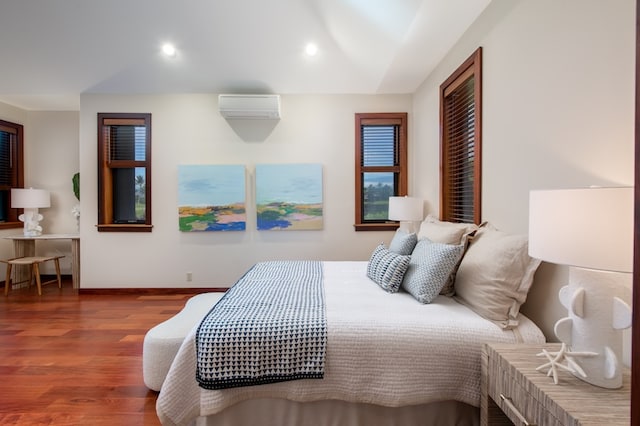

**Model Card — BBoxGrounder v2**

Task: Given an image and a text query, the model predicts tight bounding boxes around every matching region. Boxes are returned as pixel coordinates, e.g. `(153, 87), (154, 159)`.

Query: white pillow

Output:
(454, 224), (541, 329)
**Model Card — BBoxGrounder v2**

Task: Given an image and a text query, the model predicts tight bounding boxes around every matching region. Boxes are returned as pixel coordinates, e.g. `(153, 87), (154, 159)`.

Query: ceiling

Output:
(0, 0), (491, 111)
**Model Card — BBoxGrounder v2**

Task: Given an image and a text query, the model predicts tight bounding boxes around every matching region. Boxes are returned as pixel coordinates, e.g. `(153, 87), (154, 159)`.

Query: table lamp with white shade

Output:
(11, 188), (51, 237)
(388, 196), (423, 233)
(528, 187), (633, 388)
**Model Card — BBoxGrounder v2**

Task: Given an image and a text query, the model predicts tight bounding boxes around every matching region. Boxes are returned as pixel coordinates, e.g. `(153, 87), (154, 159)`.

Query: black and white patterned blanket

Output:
(195, 260), (326, 390)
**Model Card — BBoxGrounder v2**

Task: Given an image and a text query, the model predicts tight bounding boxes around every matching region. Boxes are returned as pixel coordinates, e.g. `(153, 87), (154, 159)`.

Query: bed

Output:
(156, 218), (546, 426)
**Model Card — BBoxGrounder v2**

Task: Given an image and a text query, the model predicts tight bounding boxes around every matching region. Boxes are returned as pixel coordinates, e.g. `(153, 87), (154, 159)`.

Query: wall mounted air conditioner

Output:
(218, 94), (281, 119)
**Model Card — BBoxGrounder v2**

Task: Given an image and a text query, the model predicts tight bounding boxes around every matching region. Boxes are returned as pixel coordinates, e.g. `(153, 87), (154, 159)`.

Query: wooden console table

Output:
(4, 234), (80, 289)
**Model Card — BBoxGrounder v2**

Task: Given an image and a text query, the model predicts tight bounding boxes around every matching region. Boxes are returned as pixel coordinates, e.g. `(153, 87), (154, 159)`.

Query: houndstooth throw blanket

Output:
(195, 260), (326, 390)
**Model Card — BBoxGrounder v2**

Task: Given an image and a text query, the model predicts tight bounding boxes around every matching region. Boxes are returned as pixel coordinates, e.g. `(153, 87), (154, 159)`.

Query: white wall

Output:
(78, 94), (411, 288)
(412, 0), (635, 339)
(0, 103), (79, 273)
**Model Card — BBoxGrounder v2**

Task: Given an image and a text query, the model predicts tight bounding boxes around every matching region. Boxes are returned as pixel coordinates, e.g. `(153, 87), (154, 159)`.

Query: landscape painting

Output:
(256, 163), (323, 230)
(178, 165), (246, 231)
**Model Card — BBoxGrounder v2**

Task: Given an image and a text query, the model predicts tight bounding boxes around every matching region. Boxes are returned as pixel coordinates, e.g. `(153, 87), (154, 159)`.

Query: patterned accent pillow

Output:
(417, 215), (479, 296)
(388, 228), (418, 255)
(401, 238), (465, 304)
(367, 244), (387, 278)
(367, 244), (411, 293)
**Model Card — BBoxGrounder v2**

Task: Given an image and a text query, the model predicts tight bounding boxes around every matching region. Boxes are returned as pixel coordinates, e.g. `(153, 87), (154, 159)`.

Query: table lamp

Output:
(528, 187), (633, 388)
(11, 188), (51, 237)
(388, 196), (424, 233)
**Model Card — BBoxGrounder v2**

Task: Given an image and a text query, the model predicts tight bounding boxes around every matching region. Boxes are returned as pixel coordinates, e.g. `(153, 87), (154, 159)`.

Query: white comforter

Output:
(157, 261), (545, 426)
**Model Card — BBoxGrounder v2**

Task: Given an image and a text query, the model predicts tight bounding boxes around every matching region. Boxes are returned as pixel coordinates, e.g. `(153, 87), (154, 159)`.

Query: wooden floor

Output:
(0, 278), (202, 425)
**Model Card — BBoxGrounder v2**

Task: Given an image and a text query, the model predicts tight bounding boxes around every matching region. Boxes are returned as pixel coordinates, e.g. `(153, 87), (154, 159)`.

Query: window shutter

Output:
(443, 76), (476, 223)
(440, 47), (482, 225)
(0, 130), (12, 186)
(97, 113), (152, 231)
(354, 113), (408, 231)
(0, 119), (24, 226)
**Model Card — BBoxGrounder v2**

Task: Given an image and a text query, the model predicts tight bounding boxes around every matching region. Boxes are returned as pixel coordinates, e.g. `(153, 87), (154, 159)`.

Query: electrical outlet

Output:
(186, 272), (192, 282)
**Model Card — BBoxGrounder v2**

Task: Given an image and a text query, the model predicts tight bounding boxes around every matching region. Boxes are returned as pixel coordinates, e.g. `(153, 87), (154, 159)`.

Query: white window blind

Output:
(361, 125), (397, 167)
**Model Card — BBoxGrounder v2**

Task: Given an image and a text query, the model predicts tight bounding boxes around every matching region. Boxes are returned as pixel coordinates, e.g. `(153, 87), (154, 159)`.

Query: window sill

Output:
(0, 221), (25, 230)
(97, 224), (153, 233)
(353, 222), (399, 232)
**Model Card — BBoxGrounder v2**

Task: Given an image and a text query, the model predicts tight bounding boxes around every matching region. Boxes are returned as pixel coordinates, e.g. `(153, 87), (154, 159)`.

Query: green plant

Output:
(72, 172), (80, 201)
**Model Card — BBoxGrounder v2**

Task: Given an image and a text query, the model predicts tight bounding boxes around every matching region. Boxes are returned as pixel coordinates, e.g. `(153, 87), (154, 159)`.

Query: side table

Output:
(4, 234), (80, 289)
(481, 343), (630, 425)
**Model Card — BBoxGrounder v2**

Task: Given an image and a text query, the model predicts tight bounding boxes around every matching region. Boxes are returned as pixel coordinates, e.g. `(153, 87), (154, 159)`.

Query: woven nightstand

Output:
(481, 343), (630, 425)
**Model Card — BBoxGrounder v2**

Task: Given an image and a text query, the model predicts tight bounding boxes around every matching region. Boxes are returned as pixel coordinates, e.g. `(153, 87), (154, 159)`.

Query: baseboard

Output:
(78, 287), (228, 295)
(3, 274), (229, 295)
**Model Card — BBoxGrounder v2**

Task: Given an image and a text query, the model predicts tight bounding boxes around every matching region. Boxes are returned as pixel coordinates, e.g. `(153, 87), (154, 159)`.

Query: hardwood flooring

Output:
(0, 278), (203, 425)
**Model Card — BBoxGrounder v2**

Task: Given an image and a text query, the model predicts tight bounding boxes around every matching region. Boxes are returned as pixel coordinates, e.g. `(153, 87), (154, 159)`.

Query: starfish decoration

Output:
(535, 343), (598, 384)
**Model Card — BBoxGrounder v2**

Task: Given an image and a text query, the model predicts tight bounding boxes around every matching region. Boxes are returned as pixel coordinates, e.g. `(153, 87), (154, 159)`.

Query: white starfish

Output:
(535, 343), (598, 384)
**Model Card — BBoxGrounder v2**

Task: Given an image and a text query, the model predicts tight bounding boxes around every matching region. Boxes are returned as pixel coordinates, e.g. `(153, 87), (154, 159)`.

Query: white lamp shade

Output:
(11, 188), (51, 209)
(388, 196), (424, 222)
(528, 187), (633, 273)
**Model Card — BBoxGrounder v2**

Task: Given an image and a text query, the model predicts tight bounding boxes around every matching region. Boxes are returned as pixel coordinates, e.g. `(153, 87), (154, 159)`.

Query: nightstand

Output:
(481, 343), (630, 425)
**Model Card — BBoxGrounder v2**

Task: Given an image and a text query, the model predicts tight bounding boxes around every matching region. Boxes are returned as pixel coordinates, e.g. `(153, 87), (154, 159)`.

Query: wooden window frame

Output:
(354, 112), (408, 231)
(440, 47), (482, 224)
(0, 119), (24, 230)
(97, 113), (152, 232)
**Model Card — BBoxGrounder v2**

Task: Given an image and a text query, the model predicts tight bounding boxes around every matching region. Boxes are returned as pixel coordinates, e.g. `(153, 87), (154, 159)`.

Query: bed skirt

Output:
(194, 398), (479, 426)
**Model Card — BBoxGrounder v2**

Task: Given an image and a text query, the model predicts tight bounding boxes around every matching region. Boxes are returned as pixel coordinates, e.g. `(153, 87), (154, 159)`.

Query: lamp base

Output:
(19, 208), (44, 237)
(398, 220), (417, 234)
(551, 267), (631, 388)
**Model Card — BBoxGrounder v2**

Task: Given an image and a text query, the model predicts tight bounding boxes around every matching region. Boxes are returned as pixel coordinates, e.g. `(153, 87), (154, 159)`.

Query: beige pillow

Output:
(453, 224), (541, 329)
(417, 215), (478, 295)
(417, 215), (477, 244)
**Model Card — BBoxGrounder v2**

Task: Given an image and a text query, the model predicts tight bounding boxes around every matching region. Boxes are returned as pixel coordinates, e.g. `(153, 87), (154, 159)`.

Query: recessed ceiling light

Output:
(305, 43), (318, 57)
(162, 43), (177, 57)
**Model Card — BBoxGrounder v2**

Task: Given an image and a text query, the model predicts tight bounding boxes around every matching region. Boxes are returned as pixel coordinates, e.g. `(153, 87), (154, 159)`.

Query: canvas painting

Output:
(256, 163), (323, 230)
(178, 165), (246, 231)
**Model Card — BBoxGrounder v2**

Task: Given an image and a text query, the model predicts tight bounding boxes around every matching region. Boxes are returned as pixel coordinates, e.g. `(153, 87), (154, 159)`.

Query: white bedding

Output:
(157, 261), (545, 426)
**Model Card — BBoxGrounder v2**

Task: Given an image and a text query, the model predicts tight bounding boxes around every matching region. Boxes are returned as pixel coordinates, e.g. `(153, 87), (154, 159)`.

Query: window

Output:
(354, 113), (408, 231)
(440, 47), (482, 224)
(0, 119), (24, 229)
(97, 113), (152, 232)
